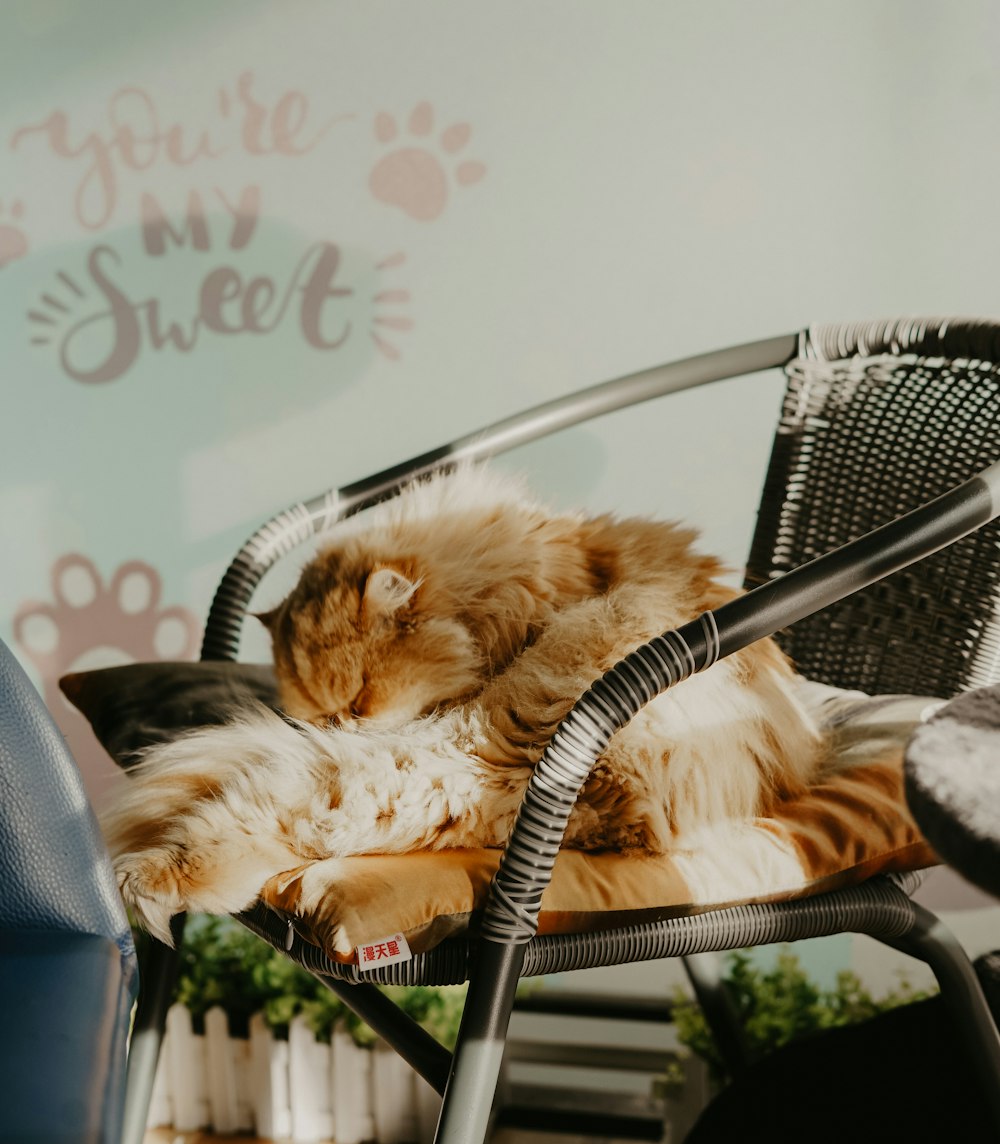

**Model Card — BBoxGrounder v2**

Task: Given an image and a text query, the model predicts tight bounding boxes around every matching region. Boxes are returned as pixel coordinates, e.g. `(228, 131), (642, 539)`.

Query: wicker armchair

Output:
(123, 317), (1000, 1143)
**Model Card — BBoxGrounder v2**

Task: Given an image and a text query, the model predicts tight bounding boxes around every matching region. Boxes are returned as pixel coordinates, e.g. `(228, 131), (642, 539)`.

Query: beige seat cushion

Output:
(259, 682), (941, 962)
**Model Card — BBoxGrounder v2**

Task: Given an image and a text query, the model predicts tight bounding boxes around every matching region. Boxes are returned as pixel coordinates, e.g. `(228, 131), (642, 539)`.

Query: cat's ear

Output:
(253, 608), (279, 631)
(363, 566), (419, 621)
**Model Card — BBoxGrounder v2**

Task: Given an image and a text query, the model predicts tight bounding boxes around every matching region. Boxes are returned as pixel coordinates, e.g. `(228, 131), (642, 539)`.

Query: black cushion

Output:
(59, 660), (279, 767)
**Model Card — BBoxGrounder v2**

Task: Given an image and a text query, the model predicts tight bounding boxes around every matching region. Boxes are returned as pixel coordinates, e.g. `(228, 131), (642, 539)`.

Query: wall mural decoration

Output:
(370, 102), (487, 222)
(10, 73), (353, 232)
(25, 236), (413, 383)
(2, 60), (489, 794)
(13, 554), (201, 795)
(6, 73), (464, 384)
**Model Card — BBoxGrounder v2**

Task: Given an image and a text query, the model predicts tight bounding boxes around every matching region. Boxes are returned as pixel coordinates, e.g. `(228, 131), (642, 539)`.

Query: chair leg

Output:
(434, 941), (526, 1144)
(121, 915), (186, 1144)
(879, 901), (1000, 1134)
(316, 975), (452, 1092)
(681, 952), (753, 1080)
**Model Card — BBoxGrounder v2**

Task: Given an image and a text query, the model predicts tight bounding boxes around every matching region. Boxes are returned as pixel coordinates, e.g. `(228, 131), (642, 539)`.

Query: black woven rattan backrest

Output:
(745, 318), (1000, 698)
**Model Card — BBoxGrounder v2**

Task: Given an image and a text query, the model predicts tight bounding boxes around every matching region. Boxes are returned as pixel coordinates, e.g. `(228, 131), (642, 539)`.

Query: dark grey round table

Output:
(905, 685), (1000, 900)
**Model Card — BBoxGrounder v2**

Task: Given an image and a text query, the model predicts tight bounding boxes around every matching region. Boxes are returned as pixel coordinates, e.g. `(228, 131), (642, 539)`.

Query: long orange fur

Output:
(100, 466), (822, 942)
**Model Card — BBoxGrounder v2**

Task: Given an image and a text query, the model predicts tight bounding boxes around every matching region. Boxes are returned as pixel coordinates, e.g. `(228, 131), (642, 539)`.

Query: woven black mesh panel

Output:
(746, 348), (1000, 697)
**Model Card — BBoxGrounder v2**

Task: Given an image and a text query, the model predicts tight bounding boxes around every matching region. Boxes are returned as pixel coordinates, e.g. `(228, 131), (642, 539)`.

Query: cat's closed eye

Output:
(347, 686), (368, 720)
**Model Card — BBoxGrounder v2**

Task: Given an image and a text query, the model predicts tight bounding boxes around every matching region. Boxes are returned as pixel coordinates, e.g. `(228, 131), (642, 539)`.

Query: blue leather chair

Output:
(0, 638), (138, 1144)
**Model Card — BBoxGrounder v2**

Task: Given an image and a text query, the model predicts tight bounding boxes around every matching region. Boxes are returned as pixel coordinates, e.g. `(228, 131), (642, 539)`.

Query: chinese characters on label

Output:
(357, 933), (412, 970)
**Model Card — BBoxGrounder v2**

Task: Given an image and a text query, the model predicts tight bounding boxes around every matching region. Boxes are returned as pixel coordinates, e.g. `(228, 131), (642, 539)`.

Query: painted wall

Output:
(3, 0), (1000, 922)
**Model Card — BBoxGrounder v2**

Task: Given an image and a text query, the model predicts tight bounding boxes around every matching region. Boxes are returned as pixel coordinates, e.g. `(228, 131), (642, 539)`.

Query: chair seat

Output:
(60, 661), (941, 966)
(261, 682), (940, 963)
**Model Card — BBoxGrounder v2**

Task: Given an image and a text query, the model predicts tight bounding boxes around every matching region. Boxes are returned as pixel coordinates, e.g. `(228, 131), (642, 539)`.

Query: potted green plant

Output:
(671, 947), (934, 1085)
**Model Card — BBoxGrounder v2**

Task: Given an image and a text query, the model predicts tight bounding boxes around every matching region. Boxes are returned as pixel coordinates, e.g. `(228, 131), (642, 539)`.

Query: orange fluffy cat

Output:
(101, 467), (822, 942)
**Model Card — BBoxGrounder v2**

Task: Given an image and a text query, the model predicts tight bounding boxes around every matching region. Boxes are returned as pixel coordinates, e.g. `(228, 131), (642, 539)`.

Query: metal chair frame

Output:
(123, 317), (1000, 1144)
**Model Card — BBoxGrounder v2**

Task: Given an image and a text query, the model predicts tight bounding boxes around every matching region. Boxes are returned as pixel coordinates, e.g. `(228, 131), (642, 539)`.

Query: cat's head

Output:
(259, 554), (484, 726)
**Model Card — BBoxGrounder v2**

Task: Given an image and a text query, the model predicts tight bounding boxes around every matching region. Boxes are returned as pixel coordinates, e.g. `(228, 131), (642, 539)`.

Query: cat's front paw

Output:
(115, 848), (194, 945)
(114, 833), (300, 943)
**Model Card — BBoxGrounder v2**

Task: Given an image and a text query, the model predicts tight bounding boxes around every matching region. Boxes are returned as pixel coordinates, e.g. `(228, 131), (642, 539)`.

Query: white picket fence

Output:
(147, 1003), (442, 1143)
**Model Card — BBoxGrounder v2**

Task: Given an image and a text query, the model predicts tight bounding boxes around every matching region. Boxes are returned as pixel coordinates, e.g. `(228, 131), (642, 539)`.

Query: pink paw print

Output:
(0, 199), (29, 268)
(13, 554), (200, 796)
(369, 102), (486, 221)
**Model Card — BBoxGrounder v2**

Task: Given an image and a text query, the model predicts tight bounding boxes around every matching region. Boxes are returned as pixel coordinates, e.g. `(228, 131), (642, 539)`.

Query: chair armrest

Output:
(201, 335), (795, 660)
(484, 460), (1000, 944)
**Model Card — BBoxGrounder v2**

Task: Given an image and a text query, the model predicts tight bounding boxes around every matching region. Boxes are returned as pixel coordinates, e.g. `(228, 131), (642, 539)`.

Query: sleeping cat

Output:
(101, 466), (823, 943)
